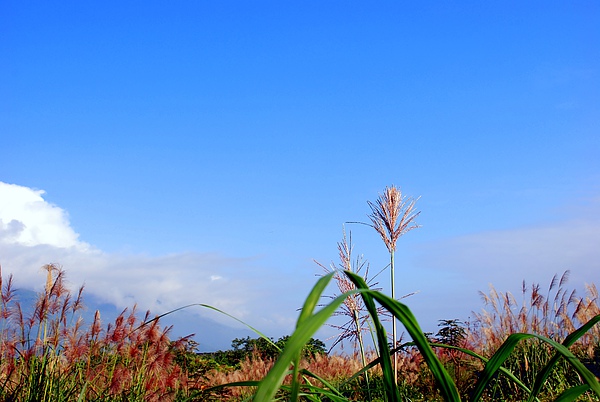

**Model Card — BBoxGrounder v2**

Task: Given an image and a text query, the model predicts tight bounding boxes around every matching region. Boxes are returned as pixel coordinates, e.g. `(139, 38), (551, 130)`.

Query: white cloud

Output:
(0, 182), (307, 339)
(0, 182), (85, 249)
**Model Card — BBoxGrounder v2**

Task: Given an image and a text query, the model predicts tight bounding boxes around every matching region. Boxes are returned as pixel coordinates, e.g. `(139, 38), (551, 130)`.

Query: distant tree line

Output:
(193, 336), (326, 368)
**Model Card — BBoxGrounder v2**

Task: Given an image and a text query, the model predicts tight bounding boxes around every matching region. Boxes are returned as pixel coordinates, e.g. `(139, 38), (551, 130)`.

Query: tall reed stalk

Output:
(366, 185), (420, 384)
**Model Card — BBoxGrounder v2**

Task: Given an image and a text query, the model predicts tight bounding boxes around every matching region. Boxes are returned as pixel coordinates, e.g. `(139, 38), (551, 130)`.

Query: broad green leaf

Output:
(471, 333), (539, 401)
(297, 273), (334, 327)
(291, 273), (336, 400)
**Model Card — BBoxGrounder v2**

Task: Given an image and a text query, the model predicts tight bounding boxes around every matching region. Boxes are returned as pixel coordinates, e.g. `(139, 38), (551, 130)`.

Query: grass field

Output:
(0, 263), (598, 401)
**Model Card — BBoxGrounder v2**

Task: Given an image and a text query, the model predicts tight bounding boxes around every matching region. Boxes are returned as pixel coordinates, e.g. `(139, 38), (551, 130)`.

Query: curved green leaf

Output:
(553, 384), (590, 402)
(365, 287), (462, 402)
(253, 272), (349, 401)
(298, 368), (346, 399)
(528, 314), (600, 401)
(345, 270), (401, 402)
(472, 331), (600, 402)
(431, 343), (535, 399)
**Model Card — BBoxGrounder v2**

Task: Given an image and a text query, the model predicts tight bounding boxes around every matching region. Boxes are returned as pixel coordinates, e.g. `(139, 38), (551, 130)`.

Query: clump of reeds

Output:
(467, 270), (600, 400)
(0, 264), (191, 402)
(572, 282), (600, 356)
(474, 271), (574, 347)
(470, 270), (600, 352)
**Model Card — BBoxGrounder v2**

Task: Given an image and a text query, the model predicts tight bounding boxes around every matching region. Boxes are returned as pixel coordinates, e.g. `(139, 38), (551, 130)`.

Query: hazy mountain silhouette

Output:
(11, 288), (252, 352)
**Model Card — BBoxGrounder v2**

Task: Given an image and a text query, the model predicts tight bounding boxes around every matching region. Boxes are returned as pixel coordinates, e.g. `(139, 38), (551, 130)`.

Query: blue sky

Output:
(1, 1), (599, 351)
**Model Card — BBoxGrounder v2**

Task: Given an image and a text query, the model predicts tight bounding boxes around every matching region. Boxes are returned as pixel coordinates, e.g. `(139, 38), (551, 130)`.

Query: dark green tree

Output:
(436, 319), (466, 346)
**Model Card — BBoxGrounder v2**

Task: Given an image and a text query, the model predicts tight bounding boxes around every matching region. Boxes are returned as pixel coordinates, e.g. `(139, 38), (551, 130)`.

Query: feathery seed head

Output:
(367, 185), (421, 252)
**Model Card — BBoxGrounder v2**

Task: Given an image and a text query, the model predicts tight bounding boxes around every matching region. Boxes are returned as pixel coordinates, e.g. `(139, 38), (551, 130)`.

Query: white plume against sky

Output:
(1, 1), (598, 349)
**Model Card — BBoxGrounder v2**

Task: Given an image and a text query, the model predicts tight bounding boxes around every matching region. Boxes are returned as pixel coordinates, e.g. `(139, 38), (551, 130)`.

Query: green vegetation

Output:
(202, 335), (326, 367)
(0, 263), (598, 401)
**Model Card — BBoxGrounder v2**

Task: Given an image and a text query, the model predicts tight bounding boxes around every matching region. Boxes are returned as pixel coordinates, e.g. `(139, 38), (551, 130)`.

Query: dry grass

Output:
(200, 346), (453, 402)
(471, 270), (600, 355)
(203, 351), (387, 400)
(465, 271), (600, 400)
(1, 259), (597, 402)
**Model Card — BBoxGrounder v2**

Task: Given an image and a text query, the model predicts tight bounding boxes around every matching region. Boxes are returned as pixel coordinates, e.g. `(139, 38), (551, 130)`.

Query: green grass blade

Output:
(291, 273), (335, 400)
(198, 380), (263, 402)
(472, 331), (600, 402)
(204, 379), (262, 393)
(344, 270), (401, 402)
(340, 351), (385, 386)
(140, 302), (282, 352)
(528, 334), (600, 398)
(431, 343), (536, 400)
(298, 368), (346, 399)
(199, 303), (284, 353)
(253, 295), (346, 401)
(553, 384), (590, 402)
(279, 382), (349, 402)
(253, 273), (349, 401)
(528, 314), (600, 402)
(470, 333), (536, 401)
(364, 288), (462, 402)
(297, 273), (333, 327)
(76, 383), (88, 402)
(345, 270), (459, 401)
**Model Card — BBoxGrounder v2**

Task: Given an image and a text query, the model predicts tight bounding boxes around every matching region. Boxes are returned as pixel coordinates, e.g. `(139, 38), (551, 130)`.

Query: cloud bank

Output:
(0, 182), (307, 347)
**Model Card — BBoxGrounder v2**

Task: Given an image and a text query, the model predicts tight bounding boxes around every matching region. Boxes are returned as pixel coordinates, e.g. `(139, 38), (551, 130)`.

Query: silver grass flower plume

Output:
(367, 185), (420, 385)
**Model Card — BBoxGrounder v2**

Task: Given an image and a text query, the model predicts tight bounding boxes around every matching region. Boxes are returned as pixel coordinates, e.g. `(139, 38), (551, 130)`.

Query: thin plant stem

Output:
(365, 185), (421, 385)
(352, 309), (371, 400)
(390, 249), (397, 385)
